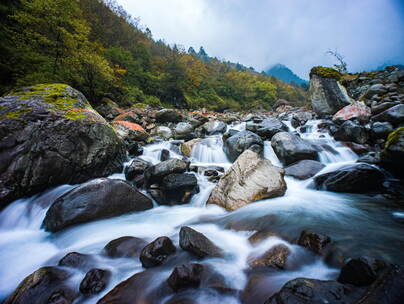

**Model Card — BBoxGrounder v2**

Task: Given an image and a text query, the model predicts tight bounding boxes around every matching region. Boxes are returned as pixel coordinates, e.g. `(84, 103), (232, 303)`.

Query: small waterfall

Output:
(191, 136), (230, 165)
(298, 120), (358, 164)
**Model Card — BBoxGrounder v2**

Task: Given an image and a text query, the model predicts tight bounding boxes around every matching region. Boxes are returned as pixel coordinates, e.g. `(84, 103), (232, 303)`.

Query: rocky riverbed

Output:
(0, 65), (403, 304)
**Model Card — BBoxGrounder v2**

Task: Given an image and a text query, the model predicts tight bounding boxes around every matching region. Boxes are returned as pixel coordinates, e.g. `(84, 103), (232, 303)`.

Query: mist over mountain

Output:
(265, 64), (308, 86)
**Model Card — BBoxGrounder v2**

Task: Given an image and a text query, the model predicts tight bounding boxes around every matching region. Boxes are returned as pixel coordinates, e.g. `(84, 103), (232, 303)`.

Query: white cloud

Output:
(118, 0), (404, 79)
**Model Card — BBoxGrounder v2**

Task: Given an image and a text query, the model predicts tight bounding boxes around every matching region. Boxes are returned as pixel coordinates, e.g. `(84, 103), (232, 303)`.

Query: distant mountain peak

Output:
(265, 63), (308, 86)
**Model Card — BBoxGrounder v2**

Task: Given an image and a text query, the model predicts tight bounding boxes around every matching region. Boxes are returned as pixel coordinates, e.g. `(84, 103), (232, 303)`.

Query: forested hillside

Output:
(0, 0), (307, 110)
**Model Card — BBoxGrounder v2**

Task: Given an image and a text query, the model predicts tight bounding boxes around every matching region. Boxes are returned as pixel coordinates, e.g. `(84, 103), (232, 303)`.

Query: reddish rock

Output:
(333, 101), (371, 123)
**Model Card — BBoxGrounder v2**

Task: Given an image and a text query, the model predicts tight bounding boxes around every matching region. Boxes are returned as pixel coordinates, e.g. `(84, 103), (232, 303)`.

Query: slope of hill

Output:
(0, 0), (307, 110)
(265, 64), (308, 86)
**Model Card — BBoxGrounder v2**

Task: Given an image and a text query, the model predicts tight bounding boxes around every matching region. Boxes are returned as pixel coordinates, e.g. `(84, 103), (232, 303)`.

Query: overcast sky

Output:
(118, 0), (404, 79)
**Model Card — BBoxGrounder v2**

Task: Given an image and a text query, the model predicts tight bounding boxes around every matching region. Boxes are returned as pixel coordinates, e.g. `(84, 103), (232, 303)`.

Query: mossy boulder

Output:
(309, 66), (352, 117)
(0, 84), (126, 207)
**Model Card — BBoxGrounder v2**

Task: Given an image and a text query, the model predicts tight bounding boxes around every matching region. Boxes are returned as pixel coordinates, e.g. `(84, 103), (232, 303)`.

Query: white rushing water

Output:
(0, 119), (402, 303)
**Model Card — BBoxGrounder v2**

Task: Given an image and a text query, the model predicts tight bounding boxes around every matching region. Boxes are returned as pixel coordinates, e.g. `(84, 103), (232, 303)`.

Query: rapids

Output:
(0, 119), (403, 303)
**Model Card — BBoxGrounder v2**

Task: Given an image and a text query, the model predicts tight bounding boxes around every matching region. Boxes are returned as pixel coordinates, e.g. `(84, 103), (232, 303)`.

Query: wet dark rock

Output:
(342, 141), (371, 155)
(334, 120), (369, 144)
(42, 178), (153, 232)
(0, 84), (126, 208)
(357, 152), (381, 164)
(126, 141), (143, 157)
(103, 236), (147, 258)
(371, 101), (400, 115)
(140, 236), (176, 268)
(297, 230), (331, 255)
(4, 267), (77, 304)
(145, 158), (189, 185)
(58, 252), (95, 270)
(264, 278), (362, 304)
(160, 149), (170, 161)
(156, 109), (183, 123)
(201, 120), (227, 135)
(167, 263), (204, 291)
(381, 127), (404, 178)
(179, 226), (223, 258)
(285, 160), (325, 180)
(337, 257), (378, 286)
(246, 117), (288, 139)
(124, 157), (151, 186)
(313, 163), (385, 193)
(373, 104), (404, 124)
(357, 264), (404, 304)
(80, 268), (111, 295)
(271, 132), (318, 166)
(371, 122), (394, 139)
(248, 244), (290, 269)
(224, 130), (264, 162)
(160, 173), (199, 205)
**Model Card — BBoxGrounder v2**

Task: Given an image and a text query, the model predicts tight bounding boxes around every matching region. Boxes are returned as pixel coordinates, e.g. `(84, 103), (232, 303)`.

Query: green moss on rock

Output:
(310, 66), (342, 80)
(385, 127), (404, 149)
(6, 83), (100, 121)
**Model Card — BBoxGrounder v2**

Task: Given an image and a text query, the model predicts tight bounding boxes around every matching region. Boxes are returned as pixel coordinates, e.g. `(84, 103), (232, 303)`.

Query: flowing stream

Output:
(0, 119), (403, 303)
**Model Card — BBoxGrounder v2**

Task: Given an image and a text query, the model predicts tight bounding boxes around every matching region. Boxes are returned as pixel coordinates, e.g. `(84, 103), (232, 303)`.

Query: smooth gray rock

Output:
(271, 132), (318, 166)
(224, 130), (263, 161)
(42, 178), (153, 232)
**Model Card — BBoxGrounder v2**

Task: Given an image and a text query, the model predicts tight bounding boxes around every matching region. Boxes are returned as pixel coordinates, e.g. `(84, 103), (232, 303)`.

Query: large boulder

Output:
(0, 84), (126, 207)
(207, 150), (286, 211)
(179, 226), (223, 258)
(224, 130), (264, 162)
(313, 163), (385, 193)
(285, 160), (325, 180)
(333, 101), (371, 123)
(246, 117), (288, 139)
(271, 132), (318, 166)
(42, 178), (153, 232)
(309, 67), (352, 117)
(4, 267), (78, 304)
